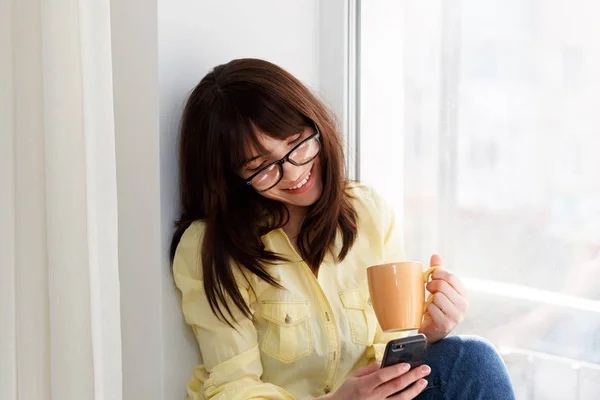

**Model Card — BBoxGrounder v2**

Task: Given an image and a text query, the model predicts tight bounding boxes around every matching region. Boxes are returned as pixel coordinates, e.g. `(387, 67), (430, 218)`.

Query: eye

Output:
(289, 133), (303, 145)
(249, 162), (267, 172)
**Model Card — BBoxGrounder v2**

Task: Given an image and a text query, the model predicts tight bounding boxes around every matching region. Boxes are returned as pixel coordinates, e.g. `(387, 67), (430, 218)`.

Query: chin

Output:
(295, 185), (322, 207)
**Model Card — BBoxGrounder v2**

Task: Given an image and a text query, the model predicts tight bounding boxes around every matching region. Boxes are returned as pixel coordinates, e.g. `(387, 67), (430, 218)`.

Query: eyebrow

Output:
(243, 153), (268, 167)
(244, 155), (261, 164)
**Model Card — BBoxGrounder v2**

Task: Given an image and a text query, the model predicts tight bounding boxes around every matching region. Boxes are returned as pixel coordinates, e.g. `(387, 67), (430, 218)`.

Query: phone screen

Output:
(381, 334), (427, 370)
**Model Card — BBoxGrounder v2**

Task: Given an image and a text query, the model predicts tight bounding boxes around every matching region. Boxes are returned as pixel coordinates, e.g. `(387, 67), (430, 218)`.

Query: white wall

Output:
(113, 1), (322, 399)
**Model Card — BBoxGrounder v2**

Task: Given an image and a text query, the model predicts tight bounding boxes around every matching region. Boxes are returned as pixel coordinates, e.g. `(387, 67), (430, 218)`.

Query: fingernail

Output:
(399, 363), (410, 372)
(419, 379), (428, 387)
(421, 365), (431, 374)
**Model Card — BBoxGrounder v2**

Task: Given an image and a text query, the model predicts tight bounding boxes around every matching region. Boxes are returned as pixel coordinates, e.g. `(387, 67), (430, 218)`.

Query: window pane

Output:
(359, 0), (600, 396)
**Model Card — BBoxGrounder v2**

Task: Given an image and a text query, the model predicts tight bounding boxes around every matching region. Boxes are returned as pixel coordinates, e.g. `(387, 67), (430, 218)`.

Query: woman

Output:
(171, 58), (515, 399)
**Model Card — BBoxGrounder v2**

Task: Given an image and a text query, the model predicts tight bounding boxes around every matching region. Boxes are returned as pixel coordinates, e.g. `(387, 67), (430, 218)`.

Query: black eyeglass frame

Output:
(245, 125), (322, 193)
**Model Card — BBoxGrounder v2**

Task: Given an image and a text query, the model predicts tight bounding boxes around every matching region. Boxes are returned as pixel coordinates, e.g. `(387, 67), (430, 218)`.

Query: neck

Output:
(282, 204), (308, 245)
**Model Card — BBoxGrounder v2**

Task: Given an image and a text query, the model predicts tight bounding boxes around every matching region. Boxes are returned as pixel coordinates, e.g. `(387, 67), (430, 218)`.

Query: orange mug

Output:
(367, 261), (439, 332)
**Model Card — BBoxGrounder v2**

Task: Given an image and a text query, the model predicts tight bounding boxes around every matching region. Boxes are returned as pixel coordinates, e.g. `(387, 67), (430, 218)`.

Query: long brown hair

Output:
(170, 58), (357, 326)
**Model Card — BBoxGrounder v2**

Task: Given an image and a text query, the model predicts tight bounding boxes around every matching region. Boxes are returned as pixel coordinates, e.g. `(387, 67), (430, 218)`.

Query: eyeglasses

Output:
(245, 126), (321, 193)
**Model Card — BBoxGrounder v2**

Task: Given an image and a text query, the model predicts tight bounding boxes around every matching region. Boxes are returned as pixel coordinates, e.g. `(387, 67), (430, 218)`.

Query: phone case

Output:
(381, 334), (427, 370)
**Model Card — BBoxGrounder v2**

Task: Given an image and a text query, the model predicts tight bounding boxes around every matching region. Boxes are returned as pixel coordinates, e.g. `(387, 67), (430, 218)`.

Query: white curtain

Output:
(0, 0), (122, 399)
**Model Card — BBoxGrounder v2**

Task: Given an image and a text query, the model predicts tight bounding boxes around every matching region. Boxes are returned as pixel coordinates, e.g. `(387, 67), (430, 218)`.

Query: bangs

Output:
(224, 88), (312, 170)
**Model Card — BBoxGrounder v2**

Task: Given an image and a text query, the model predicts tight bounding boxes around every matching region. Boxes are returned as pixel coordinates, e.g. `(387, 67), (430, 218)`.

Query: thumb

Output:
(430, 254), (443, 267)
(353, 362), (381, 377)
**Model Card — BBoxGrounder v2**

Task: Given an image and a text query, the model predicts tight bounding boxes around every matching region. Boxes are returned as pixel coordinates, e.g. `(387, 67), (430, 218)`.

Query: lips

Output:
(288, 170), (311, 190)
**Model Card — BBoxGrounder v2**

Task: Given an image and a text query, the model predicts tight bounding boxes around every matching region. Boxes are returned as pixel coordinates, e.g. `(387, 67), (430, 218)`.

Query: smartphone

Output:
(381, 333), (427, 370)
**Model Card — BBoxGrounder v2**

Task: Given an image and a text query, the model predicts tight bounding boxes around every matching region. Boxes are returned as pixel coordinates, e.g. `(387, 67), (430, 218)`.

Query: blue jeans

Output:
(416, 335), (516, 399)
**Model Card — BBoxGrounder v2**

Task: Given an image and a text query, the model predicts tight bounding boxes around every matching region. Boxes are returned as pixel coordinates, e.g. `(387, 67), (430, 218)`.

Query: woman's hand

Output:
(419, 254), (470, 344)
(320, 362), (430, 400)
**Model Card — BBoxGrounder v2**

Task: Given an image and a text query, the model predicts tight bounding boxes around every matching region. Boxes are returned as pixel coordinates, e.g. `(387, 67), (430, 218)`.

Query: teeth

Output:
(289, 171), (311, 190)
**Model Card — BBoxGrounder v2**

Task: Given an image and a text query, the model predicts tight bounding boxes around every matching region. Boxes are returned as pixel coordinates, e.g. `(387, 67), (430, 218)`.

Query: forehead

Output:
(248, 129), (284, 154)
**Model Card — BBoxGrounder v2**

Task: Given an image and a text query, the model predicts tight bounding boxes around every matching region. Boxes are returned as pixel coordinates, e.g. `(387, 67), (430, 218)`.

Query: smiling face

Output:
(240, 126), (323, 209)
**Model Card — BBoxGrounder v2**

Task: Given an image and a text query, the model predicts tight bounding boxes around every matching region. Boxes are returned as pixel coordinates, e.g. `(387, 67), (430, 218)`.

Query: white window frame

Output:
(319, 0), (360, 180)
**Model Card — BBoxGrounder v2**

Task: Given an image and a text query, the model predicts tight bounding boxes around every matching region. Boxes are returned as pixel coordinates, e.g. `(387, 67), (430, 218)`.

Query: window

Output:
(358, 0), (600, 397)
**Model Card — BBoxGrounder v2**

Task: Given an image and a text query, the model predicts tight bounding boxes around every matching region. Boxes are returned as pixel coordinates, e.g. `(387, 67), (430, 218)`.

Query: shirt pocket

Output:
(339, 288), (377, 346)
(260, 300), (313, 363)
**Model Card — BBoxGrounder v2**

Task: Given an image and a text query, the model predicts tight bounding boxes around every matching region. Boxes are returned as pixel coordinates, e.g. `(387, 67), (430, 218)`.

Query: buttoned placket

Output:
(273, 229), (341, 396)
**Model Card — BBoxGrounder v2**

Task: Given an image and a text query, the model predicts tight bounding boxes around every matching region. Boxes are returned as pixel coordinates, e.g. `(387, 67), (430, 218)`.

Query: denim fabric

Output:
(416, 335), (516, 400)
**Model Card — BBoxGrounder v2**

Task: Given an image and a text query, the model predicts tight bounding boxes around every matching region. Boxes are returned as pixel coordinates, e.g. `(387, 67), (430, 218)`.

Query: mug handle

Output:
(422, 266), (441, 314)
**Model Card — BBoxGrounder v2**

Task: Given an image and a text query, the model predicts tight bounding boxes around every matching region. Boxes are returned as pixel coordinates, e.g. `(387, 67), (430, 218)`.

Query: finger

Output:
(426, 279), (461, 305)
(353, 362), (381, 377)
(430, 254), (443, 267)
(432, 292), (462, 321)
(363, 362), (410, 389)
(392, 379), (429, 400)
(431, 268), (467, 296)
(426, 302), (456, 334)
(375, 365), (431, 398)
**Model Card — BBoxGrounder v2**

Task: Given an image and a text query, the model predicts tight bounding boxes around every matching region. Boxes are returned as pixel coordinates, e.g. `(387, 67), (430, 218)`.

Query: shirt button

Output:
(367, 297), (372, 306)
(324, 386), (331, 394)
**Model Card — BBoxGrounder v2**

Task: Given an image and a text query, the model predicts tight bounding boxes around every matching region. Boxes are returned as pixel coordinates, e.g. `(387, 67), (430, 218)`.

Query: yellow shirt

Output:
(173, 184), (409, 400)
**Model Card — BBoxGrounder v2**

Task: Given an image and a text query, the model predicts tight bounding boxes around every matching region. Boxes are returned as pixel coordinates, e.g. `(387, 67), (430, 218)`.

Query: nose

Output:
(281, 161), (303, 185)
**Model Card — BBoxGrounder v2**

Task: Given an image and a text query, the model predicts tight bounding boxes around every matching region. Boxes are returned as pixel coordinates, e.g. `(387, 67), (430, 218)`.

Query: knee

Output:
(438, 335), (504, 366)
(425, 336), (515, 397)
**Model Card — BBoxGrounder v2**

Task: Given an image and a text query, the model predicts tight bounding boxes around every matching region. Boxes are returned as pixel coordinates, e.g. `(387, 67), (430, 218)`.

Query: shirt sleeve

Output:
(173, 222), (294, 400)
(366, 188), (410, 362)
